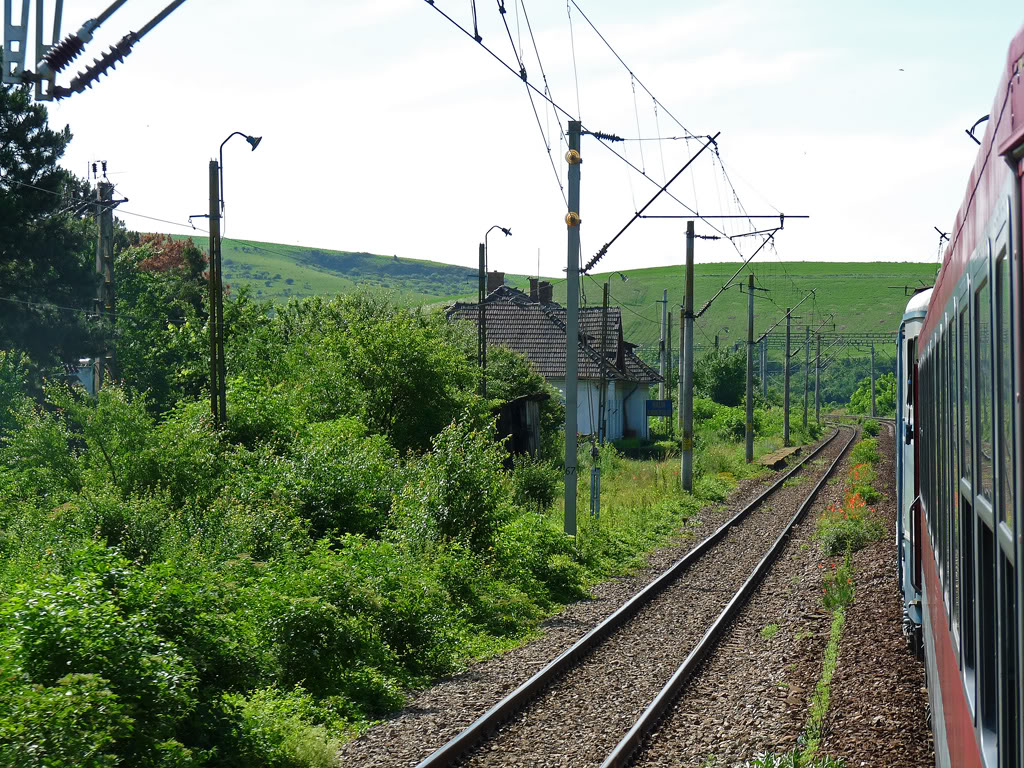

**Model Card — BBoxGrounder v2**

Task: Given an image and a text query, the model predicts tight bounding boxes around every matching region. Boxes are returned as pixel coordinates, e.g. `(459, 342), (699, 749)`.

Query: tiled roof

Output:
(447, 286), (661, 384)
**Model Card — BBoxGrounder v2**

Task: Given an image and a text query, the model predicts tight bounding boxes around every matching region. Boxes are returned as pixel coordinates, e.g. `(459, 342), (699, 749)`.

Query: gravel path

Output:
(336, 433), (840, 768)
(819, 421), (933, 767)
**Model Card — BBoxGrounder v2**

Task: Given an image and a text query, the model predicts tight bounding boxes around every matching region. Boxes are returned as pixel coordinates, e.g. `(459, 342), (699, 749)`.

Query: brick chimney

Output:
(529, 278), (539, 301)
(538, 281), (553, 303)
(487, 270), (504, 294)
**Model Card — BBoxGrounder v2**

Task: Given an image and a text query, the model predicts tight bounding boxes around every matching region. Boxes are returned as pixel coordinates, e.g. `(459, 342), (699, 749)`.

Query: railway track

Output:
(414, 425), (858, 768)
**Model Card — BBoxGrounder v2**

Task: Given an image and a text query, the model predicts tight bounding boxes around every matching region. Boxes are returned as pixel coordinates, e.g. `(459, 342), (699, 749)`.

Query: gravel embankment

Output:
(819, 421), (933, 767)
(337, 430), (847, 768)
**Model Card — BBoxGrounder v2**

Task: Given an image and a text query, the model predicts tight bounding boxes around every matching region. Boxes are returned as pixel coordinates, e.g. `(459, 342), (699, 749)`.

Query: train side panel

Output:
(913, 24), (1023, 768)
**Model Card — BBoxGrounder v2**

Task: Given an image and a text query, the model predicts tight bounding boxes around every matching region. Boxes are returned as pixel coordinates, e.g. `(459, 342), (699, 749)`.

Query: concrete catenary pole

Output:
(815, 333), (821, 424)
(681, 221), (695, 491)
(658, 289), (667, 399)
(870, 341), (876, 418)
(564, 121), (582, 537)
(803, 326), (810, 429)
(745, 274), (754, 463)
(784, 308), (791, 446)
(598, 281), (609, 445)
(478, 243), (487, 397)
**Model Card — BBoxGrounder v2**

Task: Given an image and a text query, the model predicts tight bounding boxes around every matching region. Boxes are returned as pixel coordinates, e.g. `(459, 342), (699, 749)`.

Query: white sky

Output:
(20, 0), (1024, 276)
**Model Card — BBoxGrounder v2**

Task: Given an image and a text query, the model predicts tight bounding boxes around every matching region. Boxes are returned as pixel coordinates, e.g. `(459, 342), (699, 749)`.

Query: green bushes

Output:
(0, 290), (734, 766)
(392, 417), (513, 554)
(861, 419), (880, 436)
(850, 437), (880, 466)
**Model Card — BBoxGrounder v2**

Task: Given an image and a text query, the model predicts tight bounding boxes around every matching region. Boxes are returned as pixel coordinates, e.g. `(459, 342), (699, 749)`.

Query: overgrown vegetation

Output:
(0, 277), (801, 766)
(814, 436), (884, 558)
(744, 752), (846, 768)
(800, 607), (847, 765)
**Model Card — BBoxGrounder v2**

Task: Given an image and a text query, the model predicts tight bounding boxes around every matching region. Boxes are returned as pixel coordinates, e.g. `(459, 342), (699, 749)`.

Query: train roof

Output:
(920, 22), (1024, 346)
(903, 288), (933, 321)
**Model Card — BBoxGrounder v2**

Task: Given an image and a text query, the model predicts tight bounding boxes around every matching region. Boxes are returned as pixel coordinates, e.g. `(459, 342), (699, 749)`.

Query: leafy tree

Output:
(848, 372), (896, 416)
(694, 348), (748, 406)
(0, 67), (97, 369)
(113, 235), (210, 413)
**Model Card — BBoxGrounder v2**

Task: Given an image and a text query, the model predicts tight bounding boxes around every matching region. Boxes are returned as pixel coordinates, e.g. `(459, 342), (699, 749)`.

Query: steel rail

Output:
(599, 424), (858, 768)
(413, 427), (845, 768)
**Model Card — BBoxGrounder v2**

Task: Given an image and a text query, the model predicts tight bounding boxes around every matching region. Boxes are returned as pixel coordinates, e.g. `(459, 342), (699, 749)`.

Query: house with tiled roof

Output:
(447, 272), (662, 440)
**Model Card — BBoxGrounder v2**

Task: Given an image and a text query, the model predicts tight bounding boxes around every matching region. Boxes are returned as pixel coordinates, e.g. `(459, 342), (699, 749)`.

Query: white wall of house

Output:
(549, 379), (648, 441)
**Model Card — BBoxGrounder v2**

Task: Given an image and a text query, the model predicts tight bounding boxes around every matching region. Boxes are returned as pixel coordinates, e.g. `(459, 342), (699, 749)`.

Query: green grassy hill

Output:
(163, 235), (935, 402)
(176, 235), (501, 306)
(563, 261), (938, 352)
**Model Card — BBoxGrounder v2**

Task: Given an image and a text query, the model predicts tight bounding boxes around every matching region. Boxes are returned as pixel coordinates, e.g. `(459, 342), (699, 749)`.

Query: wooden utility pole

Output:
(564, 121), (582, 537)
(803, 326), (810, 429)
(784, 308), (791, 446)
(666, 302), (672, 408)
(598, 281), (609, 444)
(478, 243), (487, 397)
(815, 333), (821, 424)
(681, 221), (694, 491)
(745, 274), (754, 463)
(870, 341), (876, 418)
(761, 338), (767, 399)
(93, 180), (115, 392)
(678, 306), (684, 433)
(208, 160), (226, 426)
(658, 290), (667, 399)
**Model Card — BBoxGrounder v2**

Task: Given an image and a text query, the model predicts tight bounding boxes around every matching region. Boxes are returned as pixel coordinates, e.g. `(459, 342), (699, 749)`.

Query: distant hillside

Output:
(557, 261), (938, 355)
(174, 235), (515, 305)
(168, 235), (936, 365)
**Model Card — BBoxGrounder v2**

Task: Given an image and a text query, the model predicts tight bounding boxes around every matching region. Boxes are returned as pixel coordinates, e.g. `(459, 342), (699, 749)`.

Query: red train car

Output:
(905, 23), (1024, 768)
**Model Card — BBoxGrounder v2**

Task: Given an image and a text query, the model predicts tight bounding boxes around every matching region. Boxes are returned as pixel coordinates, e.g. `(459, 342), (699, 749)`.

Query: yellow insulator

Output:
(565, 149), (581, 165)
(565, 212), (581, 227)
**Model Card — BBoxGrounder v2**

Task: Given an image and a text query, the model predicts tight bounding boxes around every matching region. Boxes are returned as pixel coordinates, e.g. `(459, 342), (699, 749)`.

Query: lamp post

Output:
(208, 131), (261, 425)
(219, 131), (261, 233)
(478, 225), (511, 398)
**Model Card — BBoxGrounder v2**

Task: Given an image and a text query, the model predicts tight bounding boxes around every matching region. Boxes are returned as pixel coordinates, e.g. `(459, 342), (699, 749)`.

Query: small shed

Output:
(493, 393), (549, 465)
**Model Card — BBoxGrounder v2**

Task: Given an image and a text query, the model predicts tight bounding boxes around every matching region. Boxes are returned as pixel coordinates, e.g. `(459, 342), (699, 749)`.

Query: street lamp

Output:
(219, 131), (261, 231)
(483, 224), (511, 274)
(478, 225), (511, 399)
(207, 130), (261, 425)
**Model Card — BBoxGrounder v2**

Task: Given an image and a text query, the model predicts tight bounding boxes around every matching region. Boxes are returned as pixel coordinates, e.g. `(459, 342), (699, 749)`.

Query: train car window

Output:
(976, 278), (995, 502)
(941, 335), (950, 596)
(963, 498), (977, 693)
(961, 308), (973, 487)
(979, 521), (998, 761)
(948, 329), (960, 632)
(1000, 558), (1017, 768)
(996, 252), (1016, 533)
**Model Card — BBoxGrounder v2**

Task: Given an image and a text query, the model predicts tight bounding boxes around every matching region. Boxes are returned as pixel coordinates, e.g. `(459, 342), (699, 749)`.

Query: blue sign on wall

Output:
(645, 399), (673, 418)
